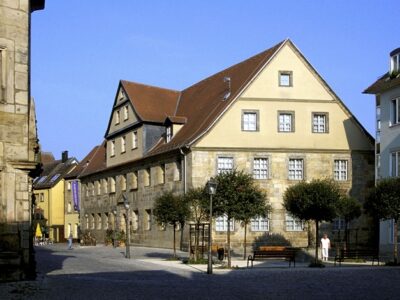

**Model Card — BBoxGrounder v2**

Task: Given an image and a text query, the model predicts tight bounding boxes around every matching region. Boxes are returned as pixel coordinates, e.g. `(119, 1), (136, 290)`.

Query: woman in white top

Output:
(320, 233), (331, 261)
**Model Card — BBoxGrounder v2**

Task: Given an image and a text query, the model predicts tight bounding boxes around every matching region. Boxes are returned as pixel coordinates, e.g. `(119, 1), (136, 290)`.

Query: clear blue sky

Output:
(31, 0), (396, 161)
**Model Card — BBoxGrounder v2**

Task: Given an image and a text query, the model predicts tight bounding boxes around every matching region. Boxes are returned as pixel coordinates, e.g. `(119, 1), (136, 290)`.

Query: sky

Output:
(31, 0), (396, 161)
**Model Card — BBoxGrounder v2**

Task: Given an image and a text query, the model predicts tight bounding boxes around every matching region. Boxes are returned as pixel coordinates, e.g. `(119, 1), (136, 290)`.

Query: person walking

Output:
(320, 233), (331, 261)
(68, 232), (73, 250)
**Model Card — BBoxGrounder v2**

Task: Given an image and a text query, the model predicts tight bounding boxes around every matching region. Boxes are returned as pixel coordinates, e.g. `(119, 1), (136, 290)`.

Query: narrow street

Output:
(1, 244), (400, 299)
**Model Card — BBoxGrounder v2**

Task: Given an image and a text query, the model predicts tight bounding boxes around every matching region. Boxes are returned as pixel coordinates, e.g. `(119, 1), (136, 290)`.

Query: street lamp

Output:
(112, 207), (117, 248)
(123, 193), (131, 259)
(206, 178), (218, 275)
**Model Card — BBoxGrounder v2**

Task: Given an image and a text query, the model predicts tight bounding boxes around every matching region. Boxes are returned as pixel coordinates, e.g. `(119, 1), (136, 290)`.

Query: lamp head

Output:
(207, 178), (218, 195)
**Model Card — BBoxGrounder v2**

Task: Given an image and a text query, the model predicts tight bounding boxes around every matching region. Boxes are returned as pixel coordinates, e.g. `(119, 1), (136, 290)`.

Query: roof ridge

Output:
(121, 79), (180, 94)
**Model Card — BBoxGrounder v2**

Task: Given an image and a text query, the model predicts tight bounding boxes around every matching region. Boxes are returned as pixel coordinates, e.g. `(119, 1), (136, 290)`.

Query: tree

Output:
(283, 179), (341, 265)
(213, 170), (269, 267)
(364, 177), (400, 264)
(184, 187), (209, 261)
(153, 192), (190, 258)
(337, 196), (361, 249)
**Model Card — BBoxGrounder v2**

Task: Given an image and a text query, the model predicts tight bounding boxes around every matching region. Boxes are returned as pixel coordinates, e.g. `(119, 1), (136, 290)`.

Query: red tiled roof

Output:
(65, 145), (100, 179)
(121, 81), (180, 123)
(78, 142), (107, 178)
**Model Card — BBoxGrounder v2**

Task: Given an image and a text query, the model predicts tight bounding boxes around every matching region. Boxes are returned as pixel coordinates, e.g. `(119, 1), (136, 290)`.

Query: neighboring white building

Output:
(364, 47), (400, 255)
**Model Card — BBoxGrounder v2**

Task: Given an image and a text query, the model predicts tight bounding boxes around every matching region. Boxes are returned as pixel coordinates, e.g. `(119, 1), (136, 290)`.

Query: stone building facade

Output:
(79, 39), (375, 254)
(0, 0), (45, 280)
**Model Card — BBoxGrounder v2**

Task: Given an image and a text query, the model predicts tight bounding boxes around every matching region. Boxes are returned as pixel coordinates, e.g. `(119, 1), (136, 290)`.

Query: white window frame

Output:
(251, 216), (269, 232)
(312, 113), (328, 133)
(123, 105), (129, 121)
(288, 158), (303, 180)
(242, 111), (258, 131)
(253, 157), (268, 179)
(110, 140), (115, 157)
(390, 97), (400, 126)
(334, 160), (348, 181)
(217, 157), (233, 174)
(278, 112), (293, 132)
(215, 215), (234, 232)
(285, 213), (304, 231)
(391, 54), (400, 73)
(166, 126), (172, 142)
(279, 71), (292, 87)
(121, 136), (126, 153)
(390, 150), (400, 177)
(132, 131), (138, 149)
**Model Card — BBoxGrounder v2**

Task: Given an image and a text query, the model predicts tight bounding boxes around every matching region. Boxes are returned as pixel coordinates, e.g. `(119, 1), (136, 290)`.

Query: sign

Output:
(72, 180), (80, 211)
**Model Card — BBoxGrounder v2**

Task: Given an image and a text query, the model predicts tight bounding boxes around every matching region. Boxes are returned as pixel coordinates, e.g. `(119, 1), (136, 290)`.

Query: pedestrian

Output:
(320, 233), (330, 261)
(68, 232), (73, 250)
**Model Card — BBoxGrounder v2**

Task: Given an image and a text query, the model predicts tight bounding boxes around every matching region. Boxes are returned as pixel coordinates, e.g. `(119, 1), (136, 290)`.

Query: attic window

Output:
(37, 176), (47, 184)
(50, 174), (60, 183)
(115, 110), (120, 124)
(279, 71), (292, 87)
(123, 105), (129, 121)
(166, 126), (172, 142)
(391, 53), (400, 74)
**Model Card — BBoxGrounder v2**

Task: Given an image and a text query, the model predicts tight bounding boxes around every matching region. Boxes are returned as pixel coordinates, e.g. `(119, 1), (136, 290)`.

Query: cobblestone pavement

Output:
(1, 243), (400, 299)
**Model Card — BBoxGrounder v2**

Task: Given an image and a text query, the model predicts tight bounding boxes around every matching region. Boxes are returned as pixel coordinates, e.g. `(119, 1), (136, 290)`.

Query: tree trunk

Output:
(315, 221), (319, 264)
(195, 223), (199, 261)
(243, 222), (247, 260)
(344, 221), (348, 250)
(227, 218), (231, 268)
(173, 223), (177, 258)
(394, 219), (398, 264)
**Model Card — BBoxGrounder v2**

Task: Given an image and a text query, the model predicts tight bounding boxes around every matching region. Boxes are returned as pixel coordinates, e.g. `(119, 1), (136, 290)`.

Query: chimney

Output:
(62, 151), (68, 163)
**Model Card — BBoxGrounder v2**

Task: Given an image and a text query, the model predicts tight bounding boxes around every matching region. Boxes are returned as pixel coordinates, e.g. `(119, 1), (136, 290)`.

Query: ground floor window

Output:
(285, 213), (303, 231)
(251, 216), (269, 231)
(215, 215), (234, 232)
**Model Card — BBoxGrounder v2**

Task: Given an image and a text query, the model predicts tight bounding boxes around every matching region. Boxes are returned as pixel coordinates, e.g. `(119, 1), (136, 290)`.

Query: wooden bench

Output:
(334, 249), (379, 266)
(247, 246), (297, 268)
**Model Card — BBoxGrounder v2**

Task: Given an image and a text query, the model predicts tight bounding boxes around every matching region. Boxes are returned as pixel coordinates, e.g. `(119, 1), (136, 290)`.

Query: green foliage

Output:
(213, 170), (270, 220)
(364, 177), (400, 222)
(283, 179), (341, 222)
(153, 191), (190, 227)
(184, 187), (209, 224)
(337, 196), (362, 222)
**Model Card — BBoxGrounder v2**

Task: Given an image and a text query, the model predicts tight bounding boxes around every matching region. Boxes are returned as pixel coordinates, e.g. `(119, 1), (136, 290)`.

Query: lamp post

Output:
(206, 178), (218, 275)
(123, 193), (131, 259)
(112, 207), (117, 248)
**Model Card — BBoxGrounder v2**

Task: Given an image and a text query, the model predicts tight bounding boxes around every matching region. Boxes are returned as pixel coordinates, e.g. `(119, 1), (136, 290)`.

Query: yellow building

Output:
(33, 152), (78, 242)
(79, 39), (375, 251)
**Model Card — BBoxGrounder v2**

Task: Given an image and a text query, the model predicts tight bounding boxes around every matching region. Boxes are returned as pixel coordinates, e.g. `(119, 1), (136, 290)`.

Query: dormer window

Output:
(390, 48), (400, 75)
(123, 105), (129, 121)
(166, 126), (172, 142)
(115, 110), (120, 124)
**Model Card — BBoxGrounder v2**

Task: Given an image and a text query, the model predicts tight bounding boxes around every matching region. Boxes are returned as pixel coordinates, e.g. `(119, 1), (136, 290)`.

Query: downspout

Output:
(179, 147), (187, 194)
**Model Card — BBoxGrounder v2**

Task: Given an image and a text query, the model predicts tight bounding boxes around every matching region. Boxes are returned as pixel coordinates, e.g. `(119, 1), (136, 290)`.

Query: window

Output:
(217, 157), (233, 174)
(285, 213), (303, 231)
(334, 160), (348, 181)
(376, 154), (381, 179)
(144, 168), (151, 186)
(391, 53), (400, 73)
(110, 140), (115, 157)
(145, 209), (152, 230)
(174, 161), (182, 181)
(159, 164), (165, 184)
(97, 213), (102, 230)
(253, 158), (268, 179)
(39, 193), (44, 202)
(133, 210), (139, 230)
(123, 105), (129, 121)
(390, 150), (400, 177)
(242, 111), (258, 131)
(166, 126), (172, 142)
(278, 112), (294, 132)
(121, 136), (126, 153)
(121, 175), (127, 191)
(288, 158), (303, 180)
(102, 179), (108, 194)
(279, 71), (292, 87)
(390, 98), (400, 126)
(130, 171), (138, 190)
(251, 216), (269, 231)
(132, 131), (138, 149)
(50, 174), (60, 183)
(67, 182), (71, 191)
(215, 215), (234, 232)
(115, 110), (120, 124)
(109, 177), (116, 193)
(67, 202), (72, 213)
(312, 113), (328, 133)
(332, 217), (345, 231)
(96, 180), (101, 195)
(0, 48), (6, 101)
(37, 176), (47, 184)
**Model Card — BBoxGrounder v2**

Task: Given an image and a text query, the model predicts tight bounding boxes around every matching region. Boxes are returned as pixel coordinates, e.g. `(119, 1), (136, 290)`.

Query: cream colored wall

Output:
(109, 103), (139, 135)
(107, 126), (144, 167)
(196, 43), (372, 152)
(49, 180), (65, 226)
(196, 99), (372, 151)
(242, 43), (333, 101)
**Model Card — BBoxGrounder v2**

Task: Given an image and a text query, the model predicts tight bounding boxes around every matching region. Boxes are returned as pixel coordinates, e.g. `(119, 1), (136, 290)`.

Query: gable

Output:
(241, 43), (334, 101)
(105, 84), (141, 138)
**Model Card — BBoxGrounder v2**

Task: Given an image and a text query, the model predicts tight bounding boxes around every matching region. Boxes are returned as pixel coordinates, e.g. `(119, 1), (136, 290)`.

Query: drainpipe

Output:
(179, 147), (187, 194)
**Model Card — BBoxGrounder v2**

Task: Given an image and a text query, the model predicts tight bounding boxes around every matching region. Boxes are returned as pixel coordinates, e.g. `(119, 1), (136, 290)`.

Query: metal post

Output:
(207, 193), (213, 274)
(126, 207), (131, 259)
